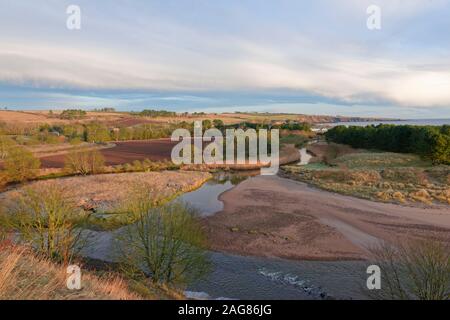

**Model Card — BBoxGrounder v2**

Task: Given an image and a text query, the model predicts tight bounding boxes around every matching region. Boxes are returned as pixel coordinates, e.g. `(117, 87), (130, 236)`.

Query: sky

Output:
(0, 0), (450, 118)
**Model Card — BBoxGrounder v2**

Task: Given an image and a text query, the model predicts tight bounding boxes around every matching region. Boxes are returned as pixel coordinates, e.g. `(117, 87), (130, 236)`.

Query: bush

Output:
(3, 146), (40, 182)
(368, 240), (449, 300)
(85, 123), (111, 143)
(64, 147), (105, 175)
(118, 191), (210, 285)
(1, 185), (88, 263)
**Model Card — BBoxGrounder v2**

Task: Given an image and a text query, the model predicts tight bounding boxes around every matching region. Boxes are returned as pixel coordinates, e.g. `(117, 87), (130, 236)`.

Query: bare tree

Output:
(1, 185), (89, 264)
(367, 239), (449, 300)
(117, 187), (210, 286)
(64, 147), (105, 175)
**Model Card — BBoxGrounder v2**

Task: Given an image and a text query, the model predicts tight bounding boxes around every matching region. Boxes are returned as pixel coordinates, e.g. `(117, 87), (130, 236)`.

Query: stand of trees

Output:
(325, 124), (450, 164)
(59, 109), (87, 120)
(137, 109), (177, 117)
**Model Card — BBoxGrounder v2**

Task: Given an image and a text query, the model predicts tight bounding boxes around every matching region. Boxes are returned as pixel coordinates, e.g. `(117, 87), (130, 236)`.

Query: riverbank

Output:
(202, 175), (450, 261)
(1, 170), (212, 230)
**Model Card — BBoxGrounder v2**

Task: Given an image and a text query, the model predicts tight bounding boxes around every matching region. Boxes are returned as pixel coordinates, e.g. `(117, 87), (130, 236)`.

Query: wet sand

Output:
(203, 175), (450, 261)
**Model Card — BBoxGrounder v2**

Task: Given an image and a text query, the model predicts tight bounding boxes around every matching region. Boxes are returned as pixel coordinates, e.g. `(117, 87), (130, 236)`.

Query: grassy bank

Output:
(0, 244), (184, 300)
(1, 171), (212, 231)
(282, 143), (450, 206)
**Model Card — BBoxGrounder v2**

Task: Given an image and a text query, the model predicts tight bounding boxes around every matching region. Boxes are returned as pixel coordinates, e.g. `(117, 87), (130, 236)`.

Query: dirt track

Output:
(203, 175), (450, 261)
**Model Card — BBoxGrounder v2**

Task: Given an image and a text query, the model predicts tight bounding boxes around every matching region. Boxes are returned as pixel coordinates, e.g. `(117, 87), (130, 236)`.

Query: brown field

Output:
(0, 110), (126, 124)
(39, 139), (176, 168)
(39, 139), (300, 169)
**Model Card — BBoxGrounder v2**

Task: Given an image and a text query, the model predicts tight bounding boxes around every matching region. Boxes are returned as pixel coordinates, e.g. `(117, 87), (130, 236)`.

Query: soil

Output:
(39, 139), (177, 168)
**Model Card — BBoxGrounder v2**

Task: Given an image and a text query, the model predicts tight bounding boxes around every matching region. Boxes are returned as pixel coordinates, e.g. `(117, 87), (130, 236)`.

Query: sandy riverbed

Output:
(203, 175), (450, 261)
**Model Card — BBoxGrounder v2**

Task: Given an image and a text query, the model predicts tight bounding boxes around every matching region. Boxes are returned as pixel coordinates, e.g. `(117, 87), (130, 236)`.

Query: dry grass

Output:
(1, 170), (212, 230)
(332, 152), (431, 169)
(0, 110), (126, 125)
(307, 142), (359, 164)
(2, 171), (211, 212)
(282, 146), (450, 206)
(0, 245), (142, 300)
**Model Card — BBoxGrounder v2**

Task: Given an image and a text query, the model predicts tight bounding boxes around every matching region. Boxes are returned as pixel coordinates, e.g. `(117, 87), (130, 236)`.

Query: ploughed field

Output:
(39, 139), (177, 168)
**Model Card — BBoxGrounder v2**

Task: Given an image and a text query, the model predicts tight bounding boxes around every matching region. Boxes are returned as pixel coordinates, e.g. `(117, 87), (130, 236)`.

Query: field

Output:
(282, 143), (450, 206)
(39, 139), (177, 168)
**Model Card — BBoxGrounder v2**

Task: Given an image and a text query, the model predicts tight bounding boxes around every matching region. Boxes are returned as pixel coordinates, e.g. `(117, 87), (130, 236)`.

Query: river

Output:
(81, 164), (370, 300)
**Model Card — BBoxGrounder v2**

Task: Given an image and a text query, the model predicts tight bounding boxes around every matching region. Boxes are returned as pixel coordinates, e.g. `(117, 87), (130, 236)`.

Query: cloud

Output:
(0, 0), (449, 109)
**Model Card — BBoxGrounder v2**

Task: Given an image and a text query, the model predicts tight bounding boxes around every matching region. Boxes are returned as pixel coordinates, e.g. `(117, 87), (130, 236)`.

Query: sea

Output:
(323, 119), (449, 127)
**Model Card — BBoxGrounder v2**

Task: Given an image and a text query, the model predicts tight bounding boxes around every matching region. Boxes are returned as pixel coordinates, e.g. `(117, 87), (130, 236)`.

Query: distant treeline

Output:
(59, 109), (87, 120)
(136, 109), (177, 117)
(51, 122), (183, 143)
(325, 124), (450, 164)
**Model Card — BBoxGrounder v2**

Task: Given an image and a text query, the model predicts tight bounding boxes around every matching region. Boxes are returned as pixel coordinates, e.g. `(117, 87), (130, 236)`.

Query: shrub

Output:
(64, 147), (105, 175)
(367, 240), (449, 300)
(3, 146), (40, 182)
(118, 190), (210, 285)
(1, 185), (88, 263)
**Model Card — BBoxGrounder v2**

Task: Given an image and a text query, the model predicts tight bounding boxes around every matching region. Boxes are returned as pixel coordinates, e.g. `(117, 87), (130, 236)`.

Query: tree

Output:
(85, 122), (110, 143)
(1, 185), (88, 263)
(118, 189), (210, 285)
(64, 147), (105, 175)
(325, 124), (450, 164)
(430, 133), (450, 165)
(202, 119), (212, 130)
(3, 146), (40, 182)
(59, 109), (86, 120)
(213, 119), (224, 129)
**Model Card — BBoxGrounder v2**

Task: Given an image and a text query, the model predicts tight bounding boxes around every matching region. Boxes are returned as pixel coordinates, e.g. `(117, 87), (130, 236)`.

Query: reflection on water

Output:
(179, 180), (234, 216)
(179, 171), (259, 216)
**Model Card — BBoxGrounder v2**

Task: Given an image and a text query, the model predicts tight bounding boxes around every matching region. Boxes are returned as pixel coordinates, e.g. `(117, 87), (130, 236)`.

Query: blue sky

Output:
(1, 0), (450, 118)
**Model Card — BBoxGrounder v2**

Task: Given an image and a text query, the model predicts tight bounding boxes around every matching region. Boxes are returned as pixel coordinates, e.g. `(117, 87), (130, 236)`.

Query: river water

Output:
(81, 148), (371, 300)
